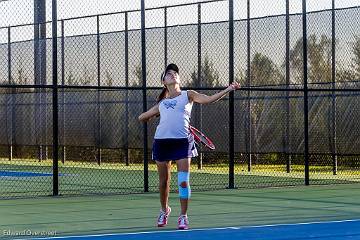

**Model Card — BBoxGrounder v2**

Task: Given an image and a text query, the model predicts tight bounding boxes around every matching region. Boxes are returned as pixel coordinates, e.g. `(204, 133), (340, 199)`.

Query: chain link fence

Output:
(0, 0), (359, 198)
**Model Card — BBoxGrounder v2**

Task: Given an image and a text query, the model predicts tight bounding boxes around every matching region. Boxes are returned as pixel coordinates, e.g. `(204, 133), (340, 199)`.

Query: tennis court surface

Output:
(1, 184), (359, 240)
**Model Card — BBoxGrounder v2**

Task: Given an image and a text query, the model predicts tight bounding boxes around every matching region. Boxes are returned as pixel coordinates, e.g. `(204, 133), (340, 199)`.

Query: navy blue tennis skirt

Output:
(152, 135), (198, 162)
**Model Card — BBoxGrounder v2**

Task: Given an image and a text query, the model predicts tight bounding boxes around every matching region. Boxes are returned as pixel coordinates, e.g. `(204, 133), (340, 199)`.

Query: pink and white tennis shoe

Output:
(177, 215), (189, 230)
(157, 207), (171, 227)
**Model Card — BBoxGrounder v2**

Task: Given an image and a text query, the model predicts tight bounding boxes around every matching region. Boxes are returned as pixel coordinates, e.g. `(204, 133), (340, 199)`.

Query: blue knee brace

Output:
(178, 171), (191, 199)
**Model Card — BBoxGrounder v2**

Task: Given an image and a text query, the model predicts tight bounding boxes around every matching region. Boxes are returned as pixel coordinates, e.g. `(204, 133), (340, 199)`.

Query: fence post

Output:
(96, 15), (102, 165)
(34, 0), (41, 162)
(141, 0), (149, 192)
(124, 12), (130, 166)
(40, 0), (48, 161)
(164, 7), (168, 68)
(34, 0), (40, 86)
(302, 0), (310, 185)
(285, 0), (291, 173)
(35, 0), (48, 161)
(246, 0), (252, 172)
(228, 0), (235, 189)
(61, 19), (66, 164)
(197, 3), (203, 170)
(52, 0), (59, 196)
(331, 0), (337, 175)
(39, 0), (47, 87)
(7, 26), (13, 162)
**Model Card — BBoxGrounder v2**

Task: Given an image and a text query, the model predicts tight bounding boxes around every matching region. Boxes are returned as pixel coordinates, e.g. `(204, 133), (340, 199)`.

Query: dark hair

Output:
(157, 87), (168, 103)
(157, 63), (178, 103)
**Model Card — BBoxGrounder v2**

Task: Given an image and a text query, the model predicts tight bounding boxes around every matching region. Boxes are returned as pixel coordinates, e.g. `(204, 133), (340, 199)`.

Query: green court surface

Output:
(0, 184), (359, 239)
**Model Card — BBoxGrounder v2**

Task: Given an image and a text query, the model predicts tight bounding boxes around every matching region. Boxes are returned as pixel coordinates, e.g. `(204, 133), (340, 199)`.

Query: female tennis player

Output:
(138, 63), (240, 230)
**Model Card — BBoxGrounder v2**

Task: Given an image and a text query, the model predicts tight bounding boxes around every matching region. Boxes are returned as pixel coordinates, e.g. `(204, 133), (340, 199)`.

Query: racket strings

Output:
(190, 126), (215, 150)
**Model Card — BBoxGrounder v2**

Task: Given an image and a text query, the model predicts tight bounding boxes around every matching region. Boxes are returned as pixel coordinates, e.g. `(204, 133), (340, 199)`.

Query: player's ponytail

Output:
(157, 86), (168, 103)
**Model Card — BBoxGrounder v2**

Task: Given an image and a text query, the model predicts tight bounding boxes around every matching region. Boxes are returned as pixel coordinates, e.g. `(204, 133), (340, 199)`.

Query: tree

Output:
(336, 68), (356, 82)
(337, 35), (360, 82)
(249, 54), (283, 152)
(67, 69), (78, 85)
(81, 65), (94, 85)
(289, 34), (332, 84)
(17, 67), (28, 85)
(350, 35), (360, 80)
(235, 53), (283, 86)
(66, 66), (94, 86)
(189, 55), (221, 87)
(289, 35), (342, 153)
(105, 70), (114, 86)
(251, 53), (284, 86)
(14, 67), (32, 93)
(235, 70), (246, 86)
(308, 35), (332, 83)
(133, 64), (143, 87)
(235, 53), (284, 156)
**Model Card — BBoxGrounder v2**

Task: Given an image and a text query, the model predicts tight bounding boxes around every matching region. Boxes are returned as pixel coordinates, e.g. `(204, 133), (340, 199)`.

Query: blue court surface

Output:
(0, 171), (67, 177)
(30, 219), (360, 240)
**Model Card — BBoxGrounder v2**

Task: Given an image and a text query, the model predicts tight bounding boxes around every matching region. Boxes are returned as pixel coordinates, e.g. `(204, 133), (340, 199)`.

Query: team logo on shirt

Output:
(163, 100), (177, 109)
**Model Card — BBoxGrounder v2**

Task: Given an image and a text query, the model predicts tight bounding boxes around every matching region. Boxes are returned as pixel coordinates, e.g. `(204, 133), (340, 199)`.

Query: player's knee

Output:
(180, 181), (187, 188)
(178, 171), (191, 199)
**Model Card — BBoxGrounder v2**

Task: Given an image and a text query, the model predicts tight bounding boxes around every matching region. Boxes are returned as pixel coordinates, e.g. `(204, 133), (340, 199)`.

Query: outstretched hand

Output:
(227, 82), (241, 91)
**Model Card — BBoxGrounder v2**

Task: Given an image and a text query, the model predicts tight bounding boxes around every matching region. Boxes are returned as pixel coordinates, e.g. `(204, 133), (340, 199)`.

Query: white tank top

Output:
(154, 91), (193, 139)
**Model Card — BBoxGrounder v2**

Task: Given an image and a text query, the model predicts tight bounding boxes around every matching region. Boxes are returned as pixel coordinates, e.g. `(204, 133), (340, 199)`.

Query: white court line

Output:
(26, 218), (360, 240)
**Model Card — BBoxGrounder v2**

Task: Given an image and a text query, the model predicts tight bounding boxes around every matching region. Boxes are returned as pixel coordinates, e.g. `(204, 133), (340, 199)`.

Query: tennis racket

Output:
(189, 125), (215, 150)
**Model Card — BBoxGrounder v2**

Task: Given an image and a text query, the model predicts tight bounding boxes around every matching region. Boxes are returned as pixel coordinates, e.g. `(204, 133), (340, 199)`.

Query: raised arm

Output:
(138, 103), (160, 122)
(188, 82), (240, 104)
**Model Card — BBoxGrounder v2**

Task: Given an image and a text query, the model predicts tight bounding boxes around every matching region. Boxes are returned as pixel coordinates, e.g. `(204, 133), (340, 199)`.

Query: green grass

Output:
(0, 158), (359, 198)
